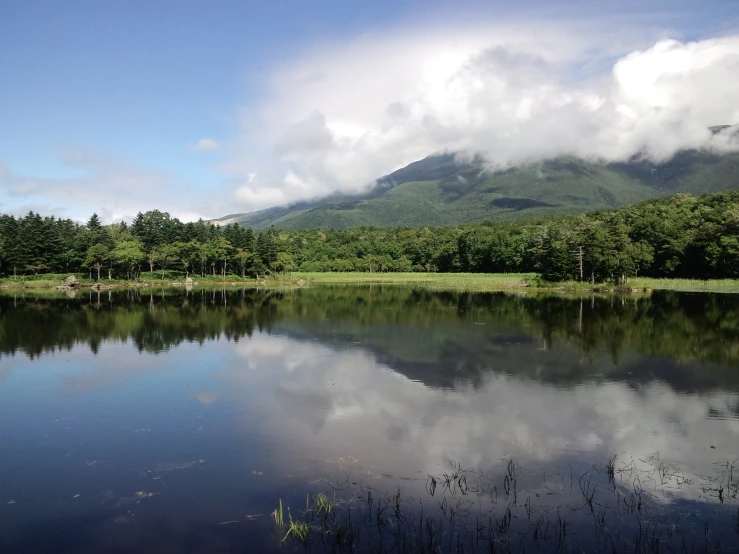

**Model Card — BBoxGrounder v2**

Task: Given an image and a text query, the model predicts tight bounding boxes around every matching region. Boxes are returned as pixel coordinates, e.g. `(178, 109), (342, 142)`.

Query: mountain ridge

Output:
(214, 129), (739, 230)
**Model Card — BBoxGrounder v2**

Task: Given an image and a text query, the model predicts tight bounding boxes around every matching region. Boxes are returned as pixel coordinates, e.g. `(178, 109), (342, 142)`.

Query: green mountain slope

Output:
(213, 148), (739, 230)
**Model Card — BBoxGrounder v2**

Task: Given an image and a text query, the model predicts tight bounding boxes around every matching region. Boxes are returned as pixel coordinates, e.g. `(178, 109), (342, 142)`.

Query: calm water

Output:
(1, 286), (739, 553)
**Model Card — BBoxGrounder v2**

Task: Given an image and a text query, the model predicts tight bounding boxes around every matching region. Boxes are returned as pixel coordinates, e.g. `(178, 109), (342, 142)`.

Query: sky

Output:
(1, 0), (738, 223)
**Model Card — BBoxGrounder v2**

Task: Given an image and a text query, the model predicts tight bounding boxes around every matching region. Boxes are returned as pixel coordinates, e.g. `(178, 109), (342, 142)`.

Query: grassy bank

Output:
(0, 272), (535, 293)
(291, 273), (739, 293)
(548, 276), (739, 293)
(3, 271), (739, 294)
(628, 277), (739, 293)
(0, 272), (265, 290)
(290, 271), (534, 290)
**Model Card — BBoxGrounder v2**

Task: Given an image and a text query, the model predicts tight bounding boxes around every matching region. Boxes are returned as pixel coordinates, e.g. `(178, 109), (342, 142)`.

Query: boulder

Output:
(64, 275), (80, 287)
(91, 283), (115, 291)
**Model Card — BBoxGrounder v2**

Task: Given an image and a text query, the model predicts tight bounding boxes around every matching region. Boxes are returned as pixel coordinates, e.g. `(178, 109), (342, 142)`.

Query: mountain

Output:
(214, 133), (739, 230)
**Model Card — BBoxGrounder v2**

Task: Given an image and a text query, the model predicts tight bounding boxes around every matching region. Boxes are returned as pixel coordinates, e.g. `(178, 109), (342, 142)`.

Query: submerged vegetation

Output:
(273, 456), (739, 552)
(3, 191), (739, 285)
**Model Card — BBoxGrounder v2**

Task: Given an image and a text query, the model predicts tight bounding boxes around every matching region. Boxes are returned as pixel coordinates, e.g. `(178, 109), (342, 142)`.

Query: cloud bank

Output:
(0, 150), (210, 223)
(230, 24), (739, 211)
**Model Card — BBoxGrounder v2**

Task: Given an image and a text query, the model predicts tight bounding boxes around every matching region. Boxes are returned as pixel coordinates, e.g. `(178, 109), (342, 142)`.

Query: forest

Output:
(1, 190), (738, 283)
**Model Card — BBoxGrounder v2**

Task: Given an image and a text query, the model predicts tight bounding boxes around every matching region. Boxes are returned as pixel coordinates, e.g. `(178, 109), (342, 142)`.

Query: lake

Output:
(1, 286), (738, 553)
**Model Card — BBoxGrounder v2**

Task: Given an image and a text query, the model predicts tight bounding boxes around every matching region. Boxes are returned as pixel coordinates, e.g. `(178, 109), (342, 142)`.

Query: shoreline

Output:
(2, 272), (739, 294)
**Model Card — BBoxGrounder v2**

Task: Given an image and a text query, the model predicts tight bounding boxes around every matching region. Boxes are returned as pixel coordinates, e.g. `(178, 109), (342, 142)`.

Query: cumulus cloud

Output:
(192, 138), (221, 151)
(228, 22), (739, 211)
(224, 332), (739, 503)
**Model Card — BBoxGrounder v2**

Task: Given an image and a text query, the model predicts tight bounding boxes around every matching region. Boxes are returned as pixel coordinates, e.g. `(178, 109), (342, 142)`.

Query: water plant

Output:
(267, 455), (739, 553)
(605, 454), (617, 482)
(283, 508), (310, 545)
(315, 492), (335, 517)
(272, 499), (284, 527)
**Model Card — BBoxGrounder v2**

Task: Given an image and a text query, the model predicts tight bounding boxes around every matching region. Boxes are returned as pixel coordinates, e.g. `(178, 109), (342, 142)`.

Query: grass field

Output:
(289, 272), (535, 290)
(292, 273), (739, 293)
(627, 277), (739, 293)
(3, 271), (739, 294)
(534, 276), (739, 293)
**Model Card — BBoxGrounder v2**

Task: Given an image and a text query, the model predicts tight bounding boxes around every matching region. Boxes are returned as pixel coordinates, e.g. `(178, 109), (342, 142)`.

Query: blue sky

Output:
(1, 0), (738, 222)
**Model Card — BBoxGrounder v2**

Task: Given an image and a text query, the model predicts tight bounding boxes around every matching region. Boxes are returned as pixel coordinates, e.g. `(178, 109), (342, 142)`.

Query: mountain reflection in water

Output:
(0, 286), (738, 553)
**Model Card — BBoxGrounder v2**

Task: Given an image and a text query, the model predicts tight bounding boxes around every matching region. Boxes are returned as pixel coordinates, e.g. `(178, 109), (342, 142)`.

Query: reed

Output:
(267, 455), (736, 552)
(283, 510), (310, 545)
(272, 499), (284, 527)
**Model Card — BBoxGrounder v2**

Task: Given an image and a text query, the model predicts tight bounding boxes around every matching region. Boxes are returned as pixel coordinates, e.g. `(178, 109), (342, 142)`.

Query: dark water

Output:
(1, 286), (739, 553)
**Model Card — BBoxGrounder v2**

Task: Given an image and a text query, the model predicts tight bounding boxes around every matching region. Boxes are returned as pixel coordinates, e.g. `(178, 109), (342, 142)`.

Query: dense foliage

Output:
(1, 191), (739, 282)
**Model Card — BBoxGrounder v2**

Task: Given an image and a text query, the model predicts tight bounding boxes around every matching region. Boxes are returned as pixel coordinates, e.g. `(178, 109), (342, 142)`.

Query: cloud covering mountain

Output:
(230, 24), (739, 211)
(2, 2), (738, 222)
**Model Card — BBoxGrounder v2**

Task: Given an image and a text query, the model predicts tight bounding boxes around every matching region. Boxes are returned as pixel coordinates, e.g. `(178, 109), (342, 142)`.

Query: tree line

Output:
(1, 191), (738, 282)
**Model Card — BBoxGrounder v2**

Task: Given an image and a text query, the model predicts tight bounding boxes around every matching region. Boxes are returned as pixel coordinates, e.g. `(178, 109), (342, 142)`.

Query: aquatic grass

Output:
(282, 508), (310, 545)
(578, 473), (597, 514)
(272, 499), (284, 527)
(327, 522), (357, 550)
(315, 493), (335, 517)
(605, 454), (617, 482)
(273, 500), (312, 545)
(267, 454), (739, 553)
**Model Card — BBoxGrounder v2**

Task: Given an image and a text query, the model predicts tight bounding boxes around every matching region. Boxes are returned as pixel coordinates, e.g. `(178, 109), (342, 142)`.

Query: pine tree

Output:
(86, 213), (103, 233)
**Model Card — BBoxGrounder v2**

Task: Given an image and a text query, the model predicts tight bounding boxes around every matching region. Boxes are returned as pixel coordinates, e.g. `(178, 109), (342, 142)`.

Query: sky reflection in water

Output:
(0, 287), (738, 552)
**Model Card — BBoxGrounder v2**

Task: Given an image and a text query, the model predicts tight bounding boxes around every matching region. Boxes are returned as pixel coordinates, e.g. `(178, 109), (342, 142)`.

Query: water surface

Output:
(1, 286), (738, 552)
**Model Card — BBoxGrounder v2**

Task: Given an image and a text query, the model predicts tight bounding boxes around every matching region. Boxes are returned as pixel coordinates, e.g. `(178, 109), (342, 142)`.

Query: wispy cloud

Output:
(192, 138), (221, 151)
(226, 16), (739, 211)
(0, 150), (219, 223)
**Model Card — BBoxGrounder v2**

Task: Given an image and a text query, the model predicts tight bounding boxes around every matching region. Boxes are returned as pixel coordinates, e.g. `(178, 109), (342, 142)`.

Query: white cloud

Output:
(192, 138), (221, 151)
(224, 332), (739, 504)
(0, 151), (215, 223)
(233, 169), (334, 209)
(226, 21), (739, 211)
